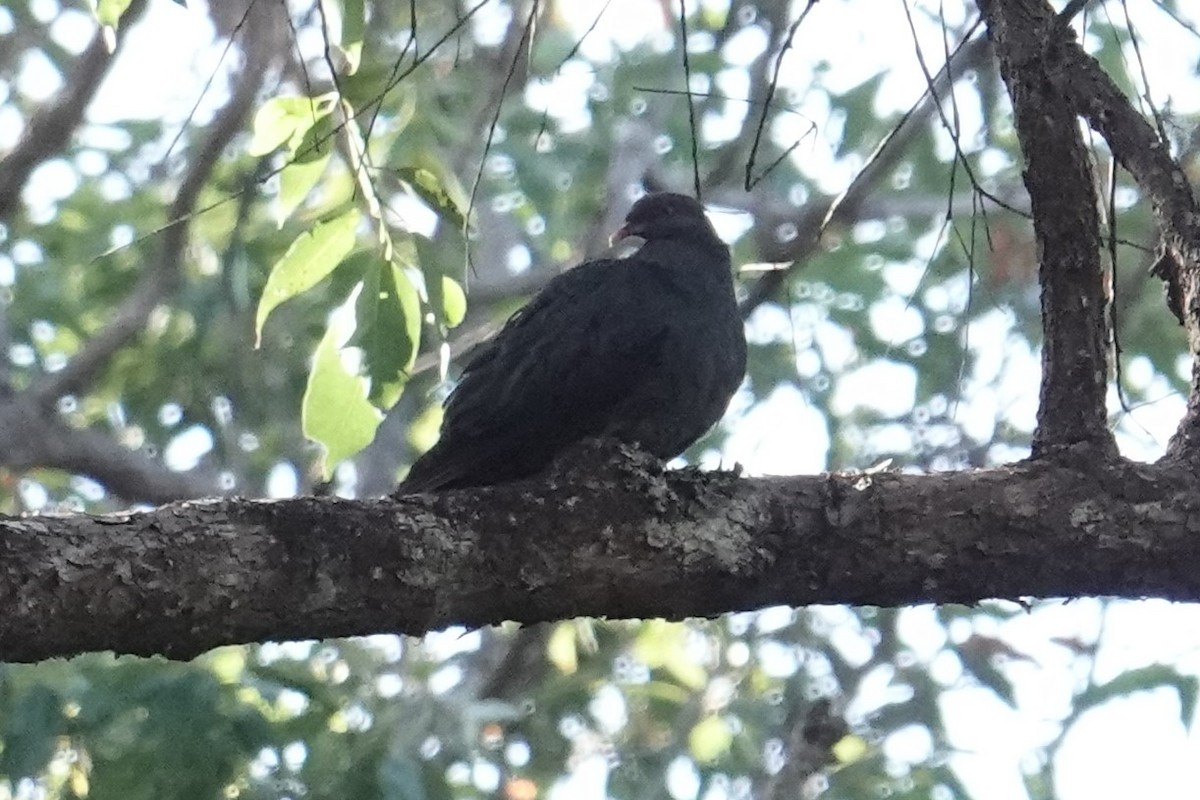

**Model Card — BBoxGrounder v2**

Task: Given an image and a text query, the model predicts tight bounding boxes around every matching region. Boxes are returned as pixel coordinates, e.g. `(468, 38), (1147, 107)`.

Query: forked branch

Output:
(982, 0), (1200, 461)
(1046, 21), (1200, 461)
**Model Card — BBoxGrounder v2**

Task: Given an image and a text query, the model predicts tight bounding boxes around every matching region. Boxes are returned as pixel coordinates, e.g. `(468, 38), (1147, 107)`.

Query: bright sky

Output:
(9, 0), (1200, 797)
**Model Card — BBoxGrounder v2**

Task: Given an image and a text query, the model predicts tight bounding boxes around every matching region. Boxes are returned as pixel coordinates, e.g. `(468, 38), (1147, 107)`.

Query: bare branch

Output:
(0, 0), (149, 222)
(981, 0), (1115, 456)
(0, 397), (215, 504)
(2, 456), (1199, 663)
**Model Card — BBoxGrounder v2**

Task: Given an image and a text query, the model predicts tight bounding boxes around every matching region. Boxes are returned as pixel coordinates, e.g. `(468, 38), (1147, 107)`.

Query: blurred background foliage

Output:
(1, 0), (1200, 797)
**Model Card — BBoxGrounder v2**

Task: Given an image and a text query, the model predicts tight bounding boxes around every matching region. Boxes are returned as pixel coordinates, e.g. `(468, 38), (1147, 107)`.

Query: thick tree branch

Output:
(0, 0), (149, 222)
(981, 0), (1114, 456)
(3, 457), (1200, 663)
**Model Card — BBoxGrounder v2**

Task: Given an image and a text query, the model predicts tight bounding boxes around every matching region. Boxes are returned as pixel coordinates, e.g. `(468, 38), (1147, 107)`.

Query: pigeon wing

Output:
(399, 257), (668, 491)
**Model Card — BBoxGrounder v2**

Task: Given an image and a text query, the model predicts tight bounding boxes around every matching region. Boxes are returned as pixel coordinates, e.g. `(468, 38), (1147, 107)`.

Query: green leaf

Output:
(1073, 665), (1199, 727)
(338, 0), (365, 75)
(417, 235), (467, 332)
(255, 211), (360, 346)
(439, 276), (467, 328)
(394, 166), (469, 232)
(248, 95), (337, 158)
(277, 152), (332, 227)
(302, 287), (383, 477)
(689, 715), (733, 764)
(276, 116), (335, 226)
(350, 258), (422, 408)
(547, 623), (578, 674)
(633, 620), (707, 690)
(95, 0), (134, 26)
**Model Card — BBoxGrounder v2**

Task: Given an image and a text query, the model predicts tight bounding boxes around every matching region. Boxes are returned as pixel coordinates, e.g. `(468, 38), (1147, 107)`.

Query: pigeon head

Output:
(613, 192), (718, 243)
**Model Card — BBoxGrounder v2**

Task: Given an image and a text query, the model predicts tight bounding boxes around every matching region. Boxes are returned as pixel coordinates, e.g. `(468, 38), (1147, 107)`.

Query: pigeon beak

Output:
(609, 224), (632, 247)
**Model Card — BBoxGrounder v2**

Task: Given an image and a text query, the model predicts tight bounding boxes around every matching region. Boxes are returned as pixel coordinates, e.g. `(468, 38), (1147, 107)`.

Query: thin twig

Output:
(466, 0), (539, 244)
(737, 32), (993, 316)
(677, 0), (702, 198)
(94, 0), (493, 264)
(745, 0), (820, 190)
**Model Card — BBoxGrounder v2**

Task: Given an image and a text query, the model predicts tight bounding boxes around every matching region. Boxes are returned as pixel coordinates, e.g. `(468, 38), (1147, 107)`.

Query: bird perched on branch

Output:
(398, 192), (746, 492)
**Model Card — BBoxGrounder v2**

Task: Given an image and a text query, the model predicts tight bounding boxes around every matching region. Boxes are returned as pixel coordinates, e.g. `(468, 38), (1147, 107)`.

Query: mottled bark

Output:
(981, 0), (1114, 456)
(4, 455), (1200, 662)
(3, 0), (1200, 667)
(981, 0), (1200, 459)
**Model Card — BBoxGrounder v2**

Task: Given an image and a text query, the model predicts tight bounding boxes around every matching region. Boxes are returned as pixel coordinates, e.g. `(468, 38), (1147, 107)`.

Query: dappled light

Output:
(2, 0), (1200, 797)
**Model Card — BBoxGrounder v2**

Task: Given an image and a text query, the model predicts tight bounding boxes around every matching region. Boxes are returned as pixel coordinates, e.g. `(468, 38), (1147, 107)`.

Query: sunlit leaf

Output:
(203, 646), (248, 683)
(338, 0), (365, 75)
(302, 286), (383, 477)
(633, 620), (707, 690)
(248, 98), (307, 157)
(688, 715), (732, 764)
(633, 619), (677, 667)
(394, 166), (469, 232)
(255, 211), (360, 346)
(547, 623), (578, 675)
(350, 257), (422, 408)
(248, 94), (337, 157)
(832, 734), (869, 763)
(439, 276), (467, 328)
(276, 115), (336, 226)
(94, 0), (133, 26)
(636, 680), (692, 707)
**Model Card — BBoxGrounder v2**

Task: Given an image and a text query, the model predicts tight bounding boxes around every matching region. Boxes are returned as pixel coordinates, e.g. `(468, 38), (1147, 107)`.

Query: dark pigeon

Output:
(398, 192), (746, 492)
